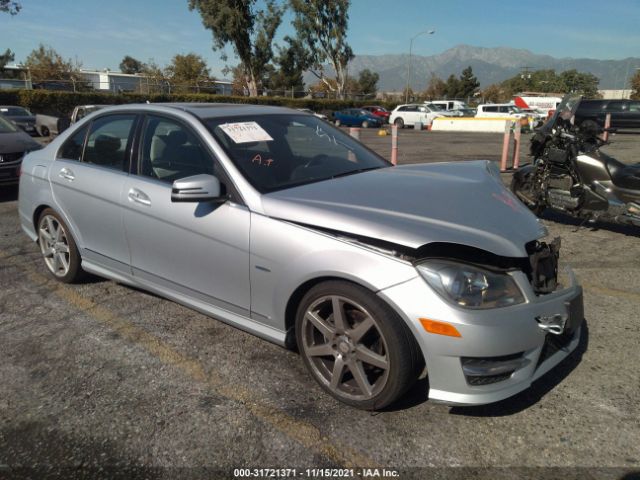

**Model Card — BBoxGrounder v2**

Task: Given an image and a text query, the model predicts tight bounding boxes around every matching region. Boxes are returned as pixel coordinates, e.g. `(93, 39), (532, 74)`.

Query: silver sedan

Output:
(18, 103), (584, 409)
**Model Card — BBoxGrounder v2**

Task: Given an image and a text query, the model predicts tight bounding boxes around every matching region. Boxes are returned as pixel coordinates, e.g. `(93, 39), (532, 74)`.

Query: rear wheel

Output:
(37, 208), (86, 283)
(362, 120), (370, 129)
(334, 119), (341, 127)
(511, 172), (544, 216)
(296, 280), (421, 410)
(394, 117), (404, 129)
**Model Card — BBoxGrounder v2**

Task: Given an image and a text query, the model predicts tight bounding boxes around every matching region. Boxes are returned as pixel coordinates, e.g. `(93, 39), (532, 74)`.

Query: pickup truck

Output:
(35, 104), (111, 137)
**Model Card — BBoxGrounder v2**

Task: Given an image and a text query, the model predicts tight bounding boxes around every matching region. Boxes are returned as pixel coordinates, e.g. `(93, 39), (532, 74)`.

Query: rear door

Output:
(50, 113), (137, 271)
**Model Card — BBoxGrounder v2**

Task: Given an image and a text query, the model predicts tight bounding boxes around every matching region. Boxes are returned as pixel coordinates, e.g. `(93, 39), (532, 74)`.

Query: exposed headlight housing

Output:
(416, 260), (525, 309)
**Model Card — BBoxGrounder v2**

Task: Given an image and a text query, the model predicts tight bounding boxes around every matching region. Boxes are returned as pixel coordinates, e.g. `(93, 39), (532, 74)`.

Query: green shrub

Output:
(0, 89), (399, 117)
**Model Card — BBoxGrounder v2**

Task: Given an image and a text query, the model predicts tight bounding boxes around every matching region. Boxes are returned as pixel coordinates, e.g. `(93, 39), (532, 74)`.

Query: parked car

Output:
(19, 103), (583, 409)
(0, 114), (42, 186)
(0, 105), (37, 136)
(36, 104), (111, 137)
(475, 104), (529, 118)
(296, 108), (328, 121)
(428, 100), (473, 114)
(362, 106), (390, 122)
(574, 99), (640, 130)
(333, 108), (382, 128)
(389, 104), (444, 128)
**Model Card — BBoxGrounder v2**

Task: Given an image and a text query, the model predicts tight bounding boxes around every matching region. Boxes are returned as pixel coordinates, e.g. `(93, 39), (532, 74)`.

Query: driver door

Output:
(122, 114), (251, 315)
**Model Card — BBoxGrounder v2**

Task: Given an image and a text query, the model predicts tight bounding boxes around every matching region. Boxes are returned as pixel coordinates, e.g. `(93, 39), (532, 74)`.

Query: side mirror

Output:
(171, 174), (225, 203)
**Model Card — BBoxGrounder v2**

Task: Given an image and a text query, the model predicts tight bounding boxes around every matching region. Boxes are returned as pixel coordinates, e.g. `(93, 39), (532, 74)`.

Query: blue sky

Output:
(2, 0), (639, 78)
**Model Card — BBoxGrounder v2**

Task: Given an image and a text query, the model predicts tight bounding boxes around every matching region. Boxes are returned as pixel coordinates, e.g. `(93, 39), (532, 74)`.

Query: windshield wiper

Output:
(331, 166), (385, 179)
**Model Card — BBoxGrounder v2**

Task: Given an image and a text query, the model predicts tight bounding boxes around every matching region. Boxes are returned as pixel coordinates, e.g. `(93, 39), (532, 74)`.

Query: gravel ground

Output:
(0, 131), (638, 480)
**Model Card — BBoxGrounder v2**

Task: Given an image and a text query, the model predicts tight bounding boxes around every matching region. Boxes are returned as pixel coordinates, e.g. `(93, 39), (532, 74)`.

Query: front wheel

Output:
(334, 119), (341, 127)
(511, 171), (544, 216)
(295, 281), (422, 410)
(362, 120), (369, 129)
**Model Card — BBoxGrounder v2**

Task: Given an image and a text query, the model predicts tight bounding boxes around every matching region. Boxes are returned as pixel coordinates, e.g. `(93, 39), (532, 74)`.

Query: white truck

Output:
(513, 96), (562, 116)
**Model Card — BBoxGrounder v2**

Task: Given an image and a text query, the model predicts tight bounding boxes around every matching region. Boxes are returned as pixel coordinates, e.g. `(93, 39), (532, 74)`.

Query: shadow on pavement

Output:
(542, 210), (640, 238)
(0, 185), (18, 203)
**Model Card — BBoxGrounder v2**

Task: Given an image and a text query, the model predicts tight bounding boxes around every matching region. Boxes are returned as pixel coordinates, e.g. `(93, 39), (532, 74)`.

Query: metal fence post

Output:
(391, 125), (398, 165)
(511, 120), (522, 170)
(500, 120), (513, 172)
(603, 113), (612, 142)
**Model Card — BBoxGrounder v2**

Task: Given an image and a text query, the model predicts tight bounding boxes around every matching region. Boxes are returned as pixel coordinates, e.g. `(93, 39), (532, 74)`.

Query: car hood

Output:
(0, 131), (41, 153)
(262, 161), (545, 258)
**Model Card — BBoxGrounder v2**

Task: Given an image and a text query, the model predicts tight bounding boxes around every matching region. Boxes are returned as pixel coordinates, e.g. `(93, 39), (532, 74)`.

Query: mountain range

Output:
(309, 44), (640, 92)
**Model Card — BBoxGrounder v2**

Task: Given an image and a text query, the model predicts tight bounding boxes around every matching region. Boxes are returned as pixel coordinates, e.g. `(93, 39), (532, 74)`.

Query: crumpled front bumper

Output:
(378, 267), (583, 406)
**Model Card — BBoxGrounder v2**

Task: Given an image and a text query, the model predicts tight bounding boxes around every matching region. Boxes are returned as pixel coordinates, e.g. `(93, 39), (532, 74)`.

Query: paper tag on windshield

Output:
(219, 122), (273, 144)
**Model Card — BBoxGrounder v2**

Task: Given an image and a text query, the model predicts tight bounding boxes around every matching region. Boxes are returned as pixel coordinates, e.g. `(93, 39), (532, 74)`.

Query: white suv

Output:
(475, 104), (527, 118)
(389, 104), (445, 128)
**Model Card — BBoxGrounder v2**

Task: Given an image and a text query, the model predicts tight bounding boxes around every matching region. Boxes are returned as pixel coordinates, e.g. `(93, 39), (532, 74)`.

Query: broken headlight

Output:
(416, 260), (525, 309)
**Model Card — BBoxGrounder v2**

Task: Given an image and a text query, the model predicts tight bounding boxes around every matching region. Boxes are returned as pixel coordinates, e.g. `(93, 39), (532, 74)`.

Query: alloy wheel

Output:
(38, 214), (71, 277)
(301, 295), (390, 401)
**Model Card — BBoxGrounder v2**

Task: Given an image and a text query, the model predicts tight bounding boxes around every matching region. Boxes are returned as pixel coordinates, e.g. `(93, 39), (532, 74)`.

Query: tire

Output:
(580, 119), (600, 136)
(511, 172), (544, 216)
(334, 119), (341, 127)
(394, 117), (404, 129)
(295, 280), (422, 410)
(37, 208), (86, 283)
(362, 121), (369, 129)
(40, 126), (50, 137)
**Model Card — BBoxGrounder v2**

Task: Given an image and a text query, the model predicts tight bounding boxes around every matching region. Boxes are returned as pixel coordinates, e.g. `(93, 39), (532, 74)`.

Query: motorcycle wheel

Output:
(511, 172), (545, 216)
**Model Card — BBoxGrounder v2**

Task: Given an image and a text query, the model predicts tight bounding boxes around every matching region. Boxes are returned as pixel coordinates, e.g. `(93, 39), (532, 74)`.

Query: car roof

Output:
(94, 102), (302, 119)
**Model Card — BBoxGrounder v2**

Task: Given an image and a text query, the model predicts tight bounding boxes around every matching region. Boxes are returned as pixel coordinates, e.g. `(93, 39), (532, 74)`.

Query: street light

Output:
(405, 29), (435, 103)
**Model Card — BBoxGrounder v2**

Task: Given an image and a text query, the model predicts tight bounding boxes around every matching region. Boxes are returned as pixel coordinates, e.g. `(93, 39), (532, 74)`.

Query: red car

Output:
(362, 106), (390, 123)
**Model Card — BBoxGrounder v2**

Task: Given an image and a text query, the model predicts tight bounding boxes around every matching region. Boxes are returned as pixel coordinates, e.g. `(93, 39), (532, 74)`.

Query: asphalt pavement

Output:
(0, 131), (639, 480)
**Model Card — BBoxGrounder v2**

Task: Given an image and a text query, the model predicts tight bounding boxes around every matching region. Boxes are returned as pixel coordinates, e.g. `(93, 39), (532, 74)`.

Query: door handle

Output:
(58, 168), (75, 181)
(128, 188), (151, 206)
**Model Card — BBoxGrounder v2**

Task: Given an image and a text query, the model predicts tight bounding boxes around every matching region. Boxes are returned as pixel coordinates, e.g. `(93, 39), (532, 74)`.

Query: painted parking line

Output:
(0, 249), (378, 469)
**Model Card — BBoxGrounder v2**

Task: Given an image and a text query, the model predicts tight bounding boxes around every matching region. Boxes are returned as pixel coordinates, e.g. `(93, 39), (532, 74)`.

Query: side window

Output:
(84, 115), (136, 171)
(484, 106), (497, 113)
(606, 102), (627, 112)
(629, 102), (640, 112)
(139, 115), (213, 183)
(398, 106), (407, 112)
(57, 124), (89, 161)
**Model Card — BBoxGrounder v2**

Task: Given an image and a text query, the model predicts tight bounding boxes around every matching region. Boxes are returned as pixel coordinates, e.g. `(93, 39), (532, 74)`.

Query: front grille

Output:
(536, 331), (573, 367)
(467, 373), (513, 386)
(0, 152), (24, 164)
(461, 352), (526, 386)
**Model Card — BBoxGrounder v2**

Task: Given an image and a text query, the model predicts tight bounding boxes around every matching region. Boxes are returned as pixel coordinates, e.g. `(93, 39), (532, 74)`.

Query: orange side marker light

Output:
(419, 318), (461, 338)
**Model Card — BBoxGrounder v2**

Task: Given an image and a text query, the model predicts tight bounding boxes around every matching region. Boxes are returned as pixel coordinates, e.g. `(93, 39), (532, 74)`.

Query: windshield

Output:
(0, 106), (31, 116)
(205, 114), (389, 193)
(0, 115), (18, 133)
(538, 94), (582, 133)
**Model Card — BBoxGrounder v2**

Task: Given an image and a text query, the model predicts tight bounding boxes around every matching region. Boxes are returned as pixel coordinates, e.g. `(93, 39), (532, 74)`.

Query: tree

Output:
(444, 74), (461, 98)
(165, 53), (212, 93)
(189, 0), (284, 97)
(119, 55), (145, 74)
(0, 0), (20, 14)
(24, 44), (85, 90)
(266, 36), (308, 97)
(481, 84), (508, 103)
(559, 69), (599, 97)
(0, 48), (14, 69)
(357, 69), (379, 97)
(140, 59), (168, 93)
(458, 66), (480, 99)
(421, 74), (447, 100)
(631, 70), (640, 100)
(290, 0), (354, 99)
